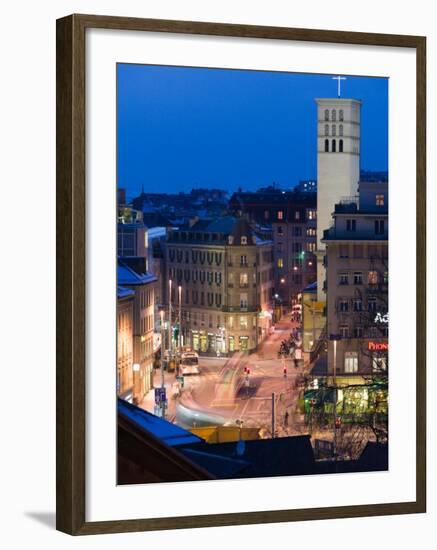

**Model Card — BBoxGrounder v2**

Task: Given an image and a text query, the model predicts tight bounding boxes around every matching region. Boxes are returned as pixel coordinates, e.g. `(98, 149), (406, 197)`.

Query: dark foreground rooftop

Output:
(117, 399), (388, 485)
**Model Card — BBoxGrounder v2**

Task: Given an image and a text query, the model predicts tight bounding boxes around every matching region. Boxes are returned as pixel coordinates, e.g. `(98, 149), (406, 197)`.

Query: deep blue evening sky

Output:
(117, 64), (388, 198)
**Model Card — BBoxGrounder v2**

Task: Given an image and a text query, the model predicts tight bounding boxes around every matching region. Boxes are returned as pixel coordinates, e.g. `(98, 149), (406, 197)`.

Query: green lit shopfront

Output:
(190, 330), (252, 354)
(187, 311), (272, 355)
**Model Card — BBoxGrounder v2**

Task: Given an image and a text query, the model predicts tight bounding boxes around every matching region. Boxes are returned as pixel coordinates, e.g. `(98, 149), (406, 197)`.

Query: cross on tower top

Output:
(332, 75), (347, 98)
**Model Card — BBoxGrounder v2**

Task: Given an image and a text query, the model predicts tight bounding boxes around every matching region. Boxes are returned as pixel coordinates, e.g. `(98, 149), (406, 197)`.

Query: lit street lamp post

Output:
(132, 363), (140, 405)
(168, 279), (172, 359)
(160, 310), (165, 389)
(330, 333), (342, 460)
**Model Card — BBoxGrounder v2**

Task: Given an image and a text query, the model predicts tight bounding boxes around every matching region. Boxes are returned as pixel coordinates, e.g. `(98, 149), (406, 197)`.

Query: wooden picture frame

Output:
(56, 13), (426, 535)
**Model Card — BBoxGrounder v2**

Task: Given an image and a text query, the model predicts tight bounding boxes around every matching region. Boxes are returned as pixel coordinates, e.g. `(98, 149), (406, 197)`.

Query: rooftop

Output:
(117, 261), (157, 286)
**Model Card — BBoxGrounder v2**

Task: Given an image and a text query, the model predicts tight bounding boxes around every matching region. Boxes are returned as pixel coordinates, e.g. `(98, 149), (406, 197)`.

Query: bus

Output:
(180, 351), (200, 375)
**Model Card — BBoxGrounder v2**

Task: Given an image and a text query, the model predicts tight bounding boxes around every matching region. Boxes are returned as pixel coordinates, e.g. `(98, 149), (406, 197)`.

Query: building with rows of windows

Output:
(228, 189), (317, 304)
(165, 216), (274, 354)
(322, 180), (388, 381)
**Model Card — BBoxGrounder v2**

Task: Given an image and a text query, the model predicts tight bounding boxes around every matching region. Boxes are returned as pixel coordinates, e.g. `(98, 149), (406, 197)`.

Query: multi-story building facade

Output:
(229, 189), (317, 304)
(117, 286), (134, 401)
(165, 216), (274, 354)
(118, 261), (157, 403)
(322, 181), (388, 381)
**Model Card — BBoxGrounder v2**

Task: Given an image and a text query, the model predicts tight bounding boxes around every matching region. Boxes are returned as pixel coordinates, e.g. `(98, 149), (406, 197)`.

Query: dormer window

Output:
(241, 236), (247, 245)
(228, 236), (234, 245)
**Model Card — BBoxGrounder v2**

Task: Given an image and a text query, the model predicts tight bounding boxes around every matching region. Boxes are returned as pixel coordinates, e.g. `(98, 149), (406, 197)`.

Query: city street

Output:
(140, 315), (307, 438)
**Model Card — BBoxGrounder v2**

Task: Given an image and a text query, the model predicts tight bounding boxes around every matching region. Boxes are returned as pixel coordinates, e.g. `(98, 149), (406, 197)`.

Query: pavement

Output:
(138, 314), (307, 437)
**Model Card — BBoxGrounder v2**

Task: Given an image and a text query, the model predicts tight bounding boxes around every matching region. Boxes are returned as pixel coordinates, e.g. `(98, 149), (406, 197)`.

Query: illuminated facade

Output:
(117, 286), (134, 400)
(166, 216), (274, 354)
(118, 261), (157, 403)
(322, 181), (388, 379)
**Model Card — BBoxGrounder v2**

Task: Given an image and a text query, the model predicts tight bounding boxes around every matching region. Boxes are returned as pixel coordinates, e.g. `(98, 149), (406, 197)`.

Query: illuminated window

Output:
(240, 316), (248, 329)
(240, 273), (248, 287)
(306, 242), (316, 252)
(307, 209), (317, 220)
(344, 351), (358, 373)
(278, 211), (284, 220)
(376, 194), (385, 206)
(277, 258), (284, 268)
(372, 355), (387, 372)
(368, 271), (378, 285)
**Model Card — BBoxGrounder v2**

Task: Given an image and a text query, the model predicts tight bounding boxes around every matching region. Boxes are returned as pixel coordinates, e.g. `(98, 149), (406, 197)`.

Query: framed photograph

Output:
(56, 14), (426, 535)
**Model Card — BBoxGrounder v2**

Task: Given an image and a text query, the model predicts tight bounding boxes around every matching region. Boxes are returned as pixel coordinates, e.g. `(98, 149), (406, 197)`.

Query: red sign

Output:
(368, 341), (389, 351)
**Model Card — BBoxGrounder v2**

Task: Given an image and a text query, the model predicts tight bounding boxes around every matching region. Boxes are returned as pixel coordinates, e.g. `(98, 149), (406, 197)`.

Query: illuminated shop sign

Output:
(374, 312), (389, 324)
(368, 341), (389, 351)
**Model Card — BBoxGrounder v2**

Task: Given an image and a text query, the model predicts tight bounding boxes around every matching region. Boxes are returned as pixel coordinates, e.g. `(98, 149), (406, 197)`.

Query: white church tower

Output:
(316, 95), (361, 301)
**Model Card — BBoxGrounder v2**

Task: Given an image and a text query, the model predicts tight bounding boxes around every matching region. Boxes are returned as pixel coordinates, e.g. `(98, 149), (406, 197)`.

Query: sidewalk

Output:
(139, 368), (180, 422)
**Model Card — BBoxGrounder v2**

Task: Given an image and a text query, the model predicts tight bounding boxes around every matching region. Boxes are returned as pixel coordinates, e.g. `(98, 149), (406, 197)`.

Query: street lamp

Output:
(159, 310), (165, 389)
(178, 285), (182, 353)
(168, 279), (172, 359)
(329, 333), (342, 460)
(133, 363), (140, 405)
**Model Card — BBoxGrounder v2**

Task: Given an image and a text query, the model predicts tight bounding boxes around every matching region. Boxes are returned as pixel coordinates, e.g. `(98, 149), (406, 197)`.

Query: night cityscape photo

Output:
(116, 63), (389, 484)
